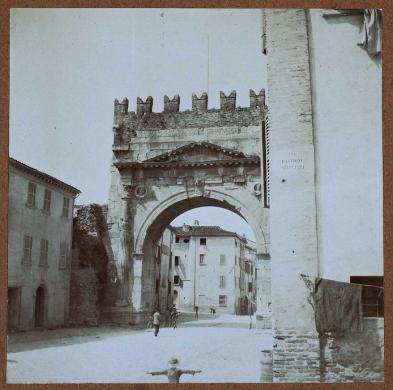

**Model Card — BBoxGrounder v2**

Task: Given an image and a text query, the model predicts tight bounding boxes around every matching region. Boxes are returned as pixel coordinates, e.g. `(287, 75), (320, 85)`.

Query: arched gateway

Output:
(106, 90), (271, 322)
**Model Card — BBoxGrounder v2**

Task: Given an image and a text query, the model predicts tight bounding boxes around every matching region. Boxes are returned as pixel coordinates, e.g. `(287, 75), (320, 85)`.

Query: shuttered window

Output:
(43, 189), (52, 212)
(62, 197), (70, 218)
(27, 182), (36, 207)
(22, 235), (33, 264)
(39, 239), (49, 267)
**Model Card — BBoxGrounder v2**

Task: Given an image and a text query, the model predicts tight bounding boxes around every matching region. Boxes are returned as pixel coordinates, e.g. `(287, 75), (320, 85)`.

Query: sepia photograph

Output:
(7, 8), (383, 383)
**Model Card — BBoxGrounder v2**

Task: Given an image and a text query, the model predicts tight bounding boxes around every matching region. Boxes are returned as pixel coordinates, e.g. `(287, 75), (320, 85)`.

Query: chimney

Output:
(182, 223), (190, 232)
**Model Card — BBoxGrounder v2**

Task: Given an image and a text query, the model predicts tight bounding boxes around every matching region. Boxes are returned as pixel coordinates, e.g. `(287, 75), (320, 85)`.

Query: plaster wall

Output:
(308, 9), (383, 281)
(8, 166), (75, 330)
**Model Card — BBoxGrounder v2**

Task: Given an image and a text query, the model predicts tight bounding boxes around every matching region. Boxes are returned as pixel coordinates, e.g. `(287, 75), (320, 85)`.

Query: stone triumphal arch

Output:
(106, 90), (270, 321)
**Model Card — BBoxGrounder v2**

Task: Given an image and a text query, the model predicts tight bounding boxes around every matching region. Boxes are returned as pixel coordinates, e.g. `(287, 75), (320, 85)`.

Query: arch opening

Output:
(139, 195), (266, 316)
(137, 190), (268, 256)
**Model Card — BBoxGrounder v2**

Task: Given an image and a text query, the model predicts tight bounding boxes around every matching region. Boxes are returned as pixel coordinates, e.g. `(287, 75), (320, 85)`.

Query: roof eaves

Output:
(9, 157), (81, 196)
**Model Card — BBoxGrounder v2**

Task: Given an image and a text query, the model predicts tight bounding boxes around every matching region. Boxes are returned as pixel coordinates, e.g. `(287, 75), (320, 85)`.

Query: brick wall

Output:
(265, 8), (320, 382)
(273, 331), (320, 382)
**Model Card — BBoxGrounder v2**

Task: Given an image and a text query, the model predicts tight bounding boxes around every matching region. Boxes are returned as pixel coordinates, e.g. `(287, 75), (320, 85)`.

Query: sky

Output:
(171, 207), (255, 241)
(10, 8), (266, 240)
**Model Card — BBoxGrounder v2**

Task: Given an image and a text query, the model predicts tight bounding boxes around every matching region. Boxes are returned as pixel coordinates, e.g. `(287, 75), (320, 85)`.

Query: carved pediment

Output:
(145, 142), (249, 163)
(115, 142), (260, 170)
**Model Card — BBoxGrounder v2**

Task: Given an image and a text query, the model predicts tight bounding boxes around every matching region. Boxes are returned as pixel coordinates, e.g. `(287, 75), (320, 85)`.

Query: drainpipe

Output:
(193, 236), (196, 310)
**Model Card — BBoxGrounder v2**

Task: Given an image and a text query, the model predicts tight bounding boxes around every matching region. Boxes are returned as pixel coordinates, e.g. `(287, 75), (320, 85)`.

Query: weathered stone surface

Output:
(69, 204), (116, 325)
(107, 90), (270, 315)
(320, 318), (384, 383)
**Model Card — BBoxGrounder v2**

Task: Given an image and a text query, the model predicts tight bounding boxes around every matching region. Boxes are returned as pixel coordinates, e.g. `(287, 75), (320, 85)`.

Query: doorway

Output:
(7, 287), (20, 331)
(34, 285), (46, 328)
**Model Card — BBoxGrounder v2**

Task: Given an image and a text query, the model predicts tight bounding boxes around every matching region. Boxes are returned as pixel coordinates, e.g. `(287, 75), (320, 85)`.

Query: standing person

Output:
(170, 306), (178, 329)
(166, 307), (172, 327)
(146, 357), (202, 383)
(167, 305), (174, 326)
(146, 312), (154, 329)
(152, 309), (161, 337)
(195, 305), (199, 319)
(173, 309), (179, 329)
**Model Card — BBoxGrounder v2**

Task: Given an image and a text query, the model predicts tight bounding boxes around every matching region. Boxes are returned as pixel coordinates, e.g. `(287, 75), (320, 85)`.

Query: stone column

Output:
(114, 200), (132, 307)
(265, 9), (320, 382)
(255, 255), (271, 319)
(131, 254), (144, 311)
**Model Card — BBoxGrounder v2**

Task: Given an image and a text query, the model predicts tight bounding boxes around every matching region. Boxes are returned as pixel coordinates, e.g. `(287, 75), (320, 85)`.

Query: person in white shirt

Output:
(152, 310), (161, 337)
(147, 357), (202, 383)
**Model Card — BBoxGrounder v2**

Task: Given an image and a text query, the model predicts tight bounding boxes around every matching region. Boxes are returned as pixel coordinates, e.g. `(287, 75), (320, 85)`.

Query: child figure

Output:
(147, 357), (202, 383)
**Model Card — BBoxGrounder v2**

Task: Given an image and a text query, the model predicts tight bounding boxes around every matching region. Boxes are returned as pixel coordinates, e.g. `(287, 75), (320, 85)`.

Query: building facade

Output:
(155, 222), (257, 315)
(8, 158), (80, 331)
(263, 9), (383, 382)
(155, 227), (174, 314)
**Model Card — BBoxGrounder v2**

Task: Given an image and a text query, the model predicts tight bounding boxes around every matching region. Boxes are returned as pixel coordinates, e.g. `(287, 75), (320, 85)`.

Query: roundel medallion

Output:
(135, 186), (147, 198)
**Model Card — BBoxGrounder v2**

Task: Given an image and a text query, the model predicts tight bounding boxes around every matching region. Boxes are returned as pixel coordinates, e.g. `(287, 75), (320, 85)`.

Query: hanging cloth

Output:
(314, 278), (363, 334)
(358, 9), (383, 56)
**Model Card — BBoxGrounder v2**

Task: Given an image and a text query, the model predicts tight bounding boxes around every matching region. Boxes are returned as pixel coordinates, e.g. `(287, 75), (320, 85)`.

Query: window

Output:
(175, 256), (180, 266)
(22, 235), (33, 264)
(59, 242), (68, 269)
(219, 295), (227, 307)
(220, 254), (226, 266)
(175, 236), (180, 243)
(155, 279), (160, 293)
(169, 253), (172, 269)
(174, 275), (180, 285)
(200, 238), (206, 246)
(255, 269), (258, 280)
(62, 197), (70, 218)
(350, 276), (384, 317)
(235, 278), (237, 288)
(248, 282), (253, 293)
(183, 238), (189, 243)
(168, 281), (172, 294)
(39, 239), (49, 267)
(26, 182), (36, 207)
(43, 189), (52, 212)
(235, 255), (237, 265)
(199, 254), (206, 265)
(219, 275), (226, 289)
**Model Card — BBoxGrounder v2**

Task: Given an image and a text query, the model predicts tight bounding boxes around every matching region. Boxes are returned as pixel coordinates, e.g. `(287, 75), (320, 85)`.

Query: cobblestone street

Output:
(7, 315), (272, 383)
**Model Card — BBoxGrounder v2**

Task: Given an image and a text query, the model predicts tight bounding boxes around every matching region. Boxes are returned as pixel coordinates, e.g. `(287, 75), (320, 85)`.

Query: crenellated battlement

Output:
(114, 98), (129, 116)
(164, 94), (180, 113)
(112, 89), (266, 145)
(250, 89), (266, 109)
(192, 92), (208, 112)
(136, 96), (153, 116)
(220, 91), (237, 111)
(114, 89), (266, 118)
